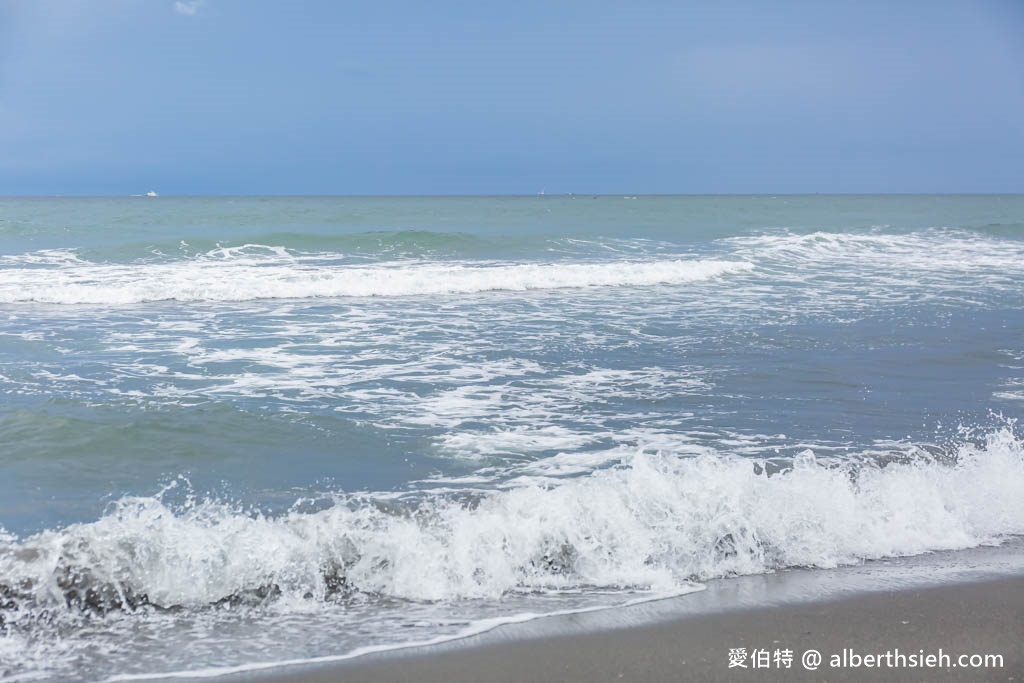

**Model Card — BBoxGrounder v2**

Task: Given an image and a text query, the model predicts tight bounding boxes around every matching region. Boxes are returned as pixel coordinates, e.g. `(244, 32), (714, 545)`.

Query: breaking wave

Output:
(2, 428), (1022, 618)
(726, 228), (1024, 278)
(0, 255), (752, 304)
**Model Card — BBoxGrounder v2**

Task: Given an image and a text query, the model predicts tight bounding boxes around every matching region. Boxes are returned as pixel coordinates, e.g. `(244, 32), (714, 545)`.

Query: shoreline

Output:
(252, 574), (1024, 683)
(133, 540), (1024, 683)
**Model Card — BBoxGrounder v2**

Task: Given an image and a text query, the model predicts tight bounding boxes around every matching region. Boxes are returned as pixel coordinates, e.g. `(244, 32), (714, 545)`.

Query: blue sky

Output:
(1, 0), (1022, 194)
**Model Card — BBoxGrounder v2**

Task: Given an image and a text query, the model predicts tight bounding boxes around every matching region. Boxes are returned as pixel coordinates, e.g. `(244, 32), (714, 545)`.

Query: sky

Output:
(1, 0), (1022, 195)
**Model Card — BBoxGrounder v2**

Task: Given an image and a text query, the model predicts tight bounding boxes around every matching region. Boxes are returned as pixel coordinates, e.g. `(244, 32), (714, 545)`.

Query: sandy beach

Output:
(237, 574), (1022, 683)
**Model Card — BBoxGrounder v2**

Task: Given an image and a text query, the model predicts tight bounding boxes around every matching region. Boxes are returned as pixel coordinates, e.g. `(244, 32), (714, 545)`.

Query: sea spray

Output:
(2, 428), (1022, 619)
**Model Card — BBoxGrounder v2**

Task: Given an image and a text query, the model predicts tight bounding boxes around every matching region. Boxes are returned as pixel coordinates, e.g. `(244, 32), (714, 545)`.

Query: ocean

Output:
(1, 194), (1023, 681)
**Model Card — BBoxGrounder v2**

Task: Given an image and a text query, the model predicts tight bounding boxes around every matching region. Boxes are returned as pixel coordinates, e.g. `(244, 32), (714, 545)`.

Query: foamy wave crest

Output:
(0, 257), (752, 304)
(1, 429), (1022, 619)
(0, 248), (86, 267)
(728, 229), (1024, 276)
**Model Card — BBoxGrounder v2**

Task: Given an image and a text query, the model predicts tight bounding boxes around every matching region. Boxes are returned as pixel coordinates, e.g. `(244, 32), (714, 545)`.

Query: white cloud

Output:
(174, 1), (203, 16)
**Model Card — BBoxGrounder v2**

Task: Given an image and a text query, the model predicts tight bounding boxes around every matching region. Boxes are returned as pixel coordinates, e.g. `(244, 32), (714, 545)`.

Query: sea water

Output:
(1, 195), (1023, 681)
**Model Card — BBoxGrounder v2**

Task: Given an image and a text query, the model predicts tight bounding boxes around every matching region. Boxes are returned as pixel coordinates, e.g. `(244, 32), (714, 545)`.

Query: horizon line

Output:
(2, 191), (1023, 199)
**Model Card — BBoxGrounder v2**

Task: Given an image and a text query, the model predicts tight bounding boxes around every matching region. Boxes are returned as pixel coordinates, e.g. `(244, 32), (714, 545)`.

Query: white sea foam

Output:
(726, 229), (1024, 283)
(2, 432), (1023, 682)
(95, 593), (686, 683)
(437, 425), (600, 458)
(0, 248), (85, 267)
(2, 428), (1021, 615)
(0, 256), (752, 304)
(689, 228), (1024, 322)
(995, 383), (1024, 402)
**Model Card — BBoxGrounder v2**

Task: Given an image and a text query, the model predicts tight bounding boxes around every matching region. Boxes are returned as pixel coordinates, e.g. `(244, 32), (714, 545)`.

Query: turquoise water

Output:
(1, 195), (1023, 681)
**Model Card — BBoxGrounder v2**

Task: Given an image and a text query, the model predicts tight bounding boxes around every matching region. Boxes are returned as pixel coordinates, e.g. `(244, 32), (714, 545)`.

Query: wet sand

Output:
(238, 574), (1023, 683)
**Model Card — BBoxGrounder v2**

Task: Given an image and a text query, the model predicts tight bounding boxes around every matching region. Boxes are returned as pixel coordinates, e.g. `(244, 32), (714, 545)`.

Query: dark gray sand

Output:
(240, 575), (1022, 683)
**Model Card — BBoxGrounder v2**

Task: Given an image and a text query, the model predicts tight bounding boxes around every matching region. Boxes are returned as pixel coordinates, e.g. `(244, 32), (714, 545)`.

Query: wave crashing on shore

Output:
(2, 428), (1022, 622)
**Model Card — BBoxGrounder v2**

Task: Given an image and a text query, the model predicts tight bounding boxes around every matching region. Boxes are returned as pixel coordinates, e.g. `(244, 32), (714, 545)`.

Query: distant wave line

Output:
(0, 258), (754, 304)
